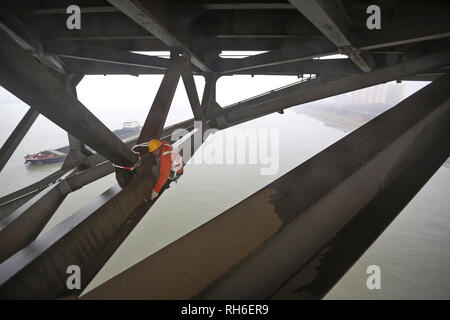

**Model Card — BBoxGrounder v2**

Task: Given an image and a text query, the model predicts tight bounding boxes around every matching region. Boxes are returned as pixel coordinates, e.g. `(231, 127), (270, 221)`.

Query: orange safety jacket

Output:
(153, 141), (183, 193)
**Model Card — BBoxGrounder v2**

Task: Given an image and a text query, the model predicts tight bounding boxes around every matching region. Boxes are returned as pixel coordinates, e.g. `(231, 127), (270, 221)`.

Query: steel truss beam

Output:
(0, 125), (204, 299)
(201, 73), (221, 119)
(62, 74), (90, 169)
(212, 50), (450, 129)
(0, 8), (65, 73)
(81, 73), (450, 299)
(0, 30), (137, 167)
(107, 0), (211, 72)
(181, 59), (203, 120)
(0, 118), (196, 221)
(228, 59), (360, 76)
(0, 168), (78, 263)
(42, 40), (170, 71)
(176, 3), (296, 10)
(0, 170), (156, 299)
(137, 55), (184, 144)
(355, 12), (450, 50)
(0, 108), (39, 172)
(200, 74), (450, 299)
(214, 40), (337, 74)
(288, 0), (375, 72)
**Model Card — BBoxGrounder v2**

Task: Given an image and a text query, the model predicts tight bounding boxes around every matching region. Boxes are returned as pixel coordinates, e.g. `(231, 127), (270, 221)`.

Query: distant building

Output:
(350, 83), (405, 105)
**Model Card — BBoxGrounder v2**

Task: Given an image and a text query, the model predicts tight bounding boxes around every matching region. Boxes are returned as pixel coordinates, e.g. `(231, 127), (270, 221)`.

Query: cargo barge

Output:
(24, 121), (141, 165)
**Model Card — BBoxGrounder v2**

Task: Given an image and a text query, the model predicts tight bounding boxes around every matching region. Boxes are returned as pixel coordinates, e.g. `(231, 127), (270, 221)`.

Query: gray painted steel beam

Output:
(181, 59), (203, 120)
(229, 59), (360, 76)
(0, 30), (138, 167)
(0, 123), (194, 225)
(0, 170), (156, 299)
(0, 169), (68, 206)
(355, 12), (450, 50)
(0, 118), (196, 221)
(42, 40), (170, 71)
(172, 3), (295, 10)
(0, 9), (65, 73)
(0, 124), (205, 298)
(81, 74), (450, 300)
(271, 120), (450, 299)
(107, 0), (211, 72)
(288, 0), (374, 72)
(0, 108), (39, 172)
(0, 168), (78, 263)
(62, 75), (89, 169)
(0, 189), (41, 221)
(137, 55), (184, 143)
(213, 50), (450, 129)
(214, 40), (337, 74)
(201, 73), (220, 118)
(199, 74), (450, 299)
(62, 55), (361, 77)
(61, 59), (167, 76)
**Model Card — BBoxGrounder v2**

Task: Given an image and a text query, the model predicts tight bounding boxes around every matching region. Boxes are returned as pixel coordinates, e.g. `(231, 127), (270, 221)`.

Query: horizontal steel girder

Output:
(288, 0), (374, 72)
(107, 0), (211, 72)
(0, 30), (137, 167)
(212, 50), (450, 129)
(355, 11), (450, 50)
(81, 73), (450, 299)
(214, 39), (337, 74)
(42, 40), (170, 71)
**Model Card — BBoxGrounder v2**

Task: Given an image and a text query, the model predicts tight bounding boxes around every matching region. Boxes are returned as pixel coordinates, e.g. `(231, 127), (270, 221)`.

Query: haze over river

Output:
(0, 75), (448, 299)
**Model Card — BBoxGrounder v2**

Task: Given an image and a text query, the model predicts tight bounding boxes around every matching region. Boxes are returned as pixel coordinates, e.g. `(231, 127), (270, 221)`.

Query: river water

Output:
(0, 76), (448, 299)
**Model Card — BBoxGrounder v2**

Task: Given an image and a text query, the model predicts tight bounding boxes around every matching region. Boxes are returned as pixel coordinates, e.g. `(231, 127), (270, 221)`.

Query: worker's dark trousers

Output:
(151, 163), (184, 194)
(160, 169), (184, 194)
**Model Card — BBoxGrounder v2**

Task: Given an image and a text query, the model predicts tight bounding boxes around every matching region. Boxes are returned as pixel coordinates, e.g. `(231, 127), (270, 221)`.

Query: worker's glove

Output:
(150, 190), (159, 201)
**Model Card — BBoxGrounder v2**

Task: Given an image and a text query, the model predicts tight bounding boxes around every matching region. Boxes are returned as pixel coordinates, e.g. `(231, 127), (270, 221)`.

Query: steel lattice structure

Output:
(0, 0), (449, 299)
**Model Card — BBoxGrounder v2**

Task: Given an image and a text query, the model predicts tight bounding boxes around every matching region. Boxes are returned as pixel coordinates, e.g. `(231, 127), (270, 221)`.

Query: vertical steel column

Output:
(0, 108), (39, 172)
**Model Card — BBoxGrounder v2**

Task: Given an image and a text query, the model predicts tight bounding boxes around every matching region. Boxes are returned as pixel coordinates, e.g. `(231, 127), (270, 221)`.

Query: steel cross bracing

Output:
(0, 0), (449, 299)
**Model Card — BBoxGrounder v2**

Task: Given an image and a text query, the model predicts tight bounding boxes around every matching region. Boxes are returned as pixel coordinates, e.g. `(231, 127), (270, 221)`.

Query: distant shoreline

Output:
(293, 103), (450, 167)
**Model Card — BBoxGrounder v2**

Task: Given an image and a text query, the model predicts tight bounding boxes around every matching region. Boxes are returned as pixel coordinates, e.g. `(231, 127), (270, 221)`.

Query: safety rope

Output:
(111, 142), (148, 171)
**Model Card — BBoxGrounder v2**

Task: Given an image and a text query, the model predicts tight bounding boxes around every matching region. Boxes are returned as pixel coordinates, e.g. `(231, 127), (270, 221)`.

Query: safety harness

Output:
(111, 141), (183, 176)
(160, 142), (183, 180)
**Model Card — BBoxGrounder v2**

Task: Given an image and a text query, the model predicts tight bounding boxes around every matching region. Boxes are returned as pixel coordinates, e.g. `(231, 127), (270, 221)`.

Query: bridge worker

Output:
(147, 139), (184, 201)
